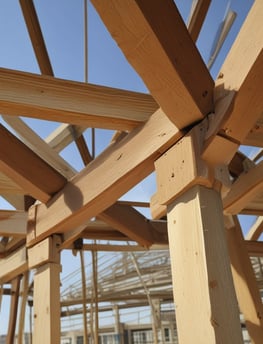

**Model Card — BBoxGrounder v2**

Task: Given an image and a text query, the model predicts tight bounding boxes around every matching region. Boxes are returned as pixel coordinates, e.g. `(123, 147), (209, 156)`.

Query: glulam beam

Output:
(0, 68), (158, 131)
(91, 0), (214, 129)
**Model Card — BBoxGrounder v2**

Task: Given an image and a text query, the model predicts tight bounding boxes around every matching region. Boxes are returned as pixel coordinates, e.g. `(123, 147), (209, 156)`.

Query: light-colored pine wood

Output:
(246, 217), (263, 241)
(32, 235), (61, 344)
(225, 215), (263, 343)
(99, 204), (166, 247)
(0, 124), (66, 203)
(45, 124), (85, 153)
(0, 210), (27, 237)
(28, 236), (61, 269)
(0, 67), (158, 131)
(223, 161), (263, 214)
(187, 0), (211, 42)
(202, 0), (263, 164)
(91, 0), (214, 129)
(150, 193), (166, 220)
(19, 0), (53, 75)
(27, 109), (182, 246)
(33, 262), (61, 344)
(0, 172), (24, 194)
(17, 272), (29, 344)
(6, 276), (21, 344)
(0, 194), (25, 210)
(167, 185), (243, 343)
(2, 115), (76, 179)
(155, 129), (213, 205)
(0, 247), (28, 284)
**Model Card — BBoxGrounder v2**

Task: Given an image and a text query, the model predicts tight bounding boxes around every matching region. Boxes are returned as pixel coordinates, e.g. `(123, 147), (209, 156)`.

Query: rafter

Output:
(27, 109), (182, 246)
(0, 210), (27, 237)
(91, 0), (214, 129)
(19, 0), (53, 75)
(99, 203), (167, 246)
(0, 124), (66, 203)
(187, 0), (211, 42)
(0, 68), (158, 131)
(202, 0), (263, 165)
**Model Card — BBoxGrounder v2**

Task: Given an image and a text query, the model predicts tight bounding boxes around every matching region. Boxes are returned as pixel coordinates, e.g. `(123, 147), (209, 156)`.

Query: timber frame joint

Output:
(153, 121), (231, 207)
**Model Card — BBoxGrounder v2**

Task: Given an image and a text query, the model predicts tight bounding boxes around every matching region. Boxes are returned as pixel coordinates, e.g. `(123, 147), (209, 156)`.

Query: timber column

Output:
(28, 235), (61, 344)
(153, 126), (243, 343)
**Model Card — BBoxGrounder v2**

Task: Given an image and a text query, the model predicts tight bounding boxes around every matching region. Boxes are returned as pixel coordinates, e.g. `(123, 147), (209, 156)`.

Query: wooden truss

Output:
(1, 0), (263, 343)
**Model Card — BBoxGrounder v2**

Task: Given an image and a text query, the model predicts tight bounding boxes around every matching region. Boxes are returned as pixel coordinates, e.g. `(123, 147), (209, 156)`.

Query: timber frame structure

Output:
(1, 0), (263, 343)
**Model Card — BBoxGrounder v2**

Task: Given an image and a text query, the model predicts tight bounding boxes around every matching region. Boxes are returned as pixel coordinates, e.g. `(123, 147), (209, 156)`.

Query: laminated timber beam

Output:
(27, 109), (182, 246)
(0, 124), (66, 203)
(91, 0), (214, 129)
(0, 68), (158, 131)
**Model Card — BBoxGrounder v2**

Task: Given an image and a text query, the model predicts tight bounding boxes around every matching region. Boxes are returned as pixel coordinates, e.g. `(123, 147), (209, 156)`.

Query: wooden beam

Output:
(27, 109), (182, 246)
(0, 68), (158, 131)
(19, 0), (53, 75)
(246, 217), (263, 241)
(2, 115), (76, 179)
(6, 276), (22, 344)
(45, 124), (85, 152)
(225, 215), (263, 342)
(202, 0), (263, 164)
(0, 247), (28, 284)
(0, 210), (27, 237)
(91, 0), (214, 129)
(187, 0), (211, 42)
(167, 186), (242, 343)
(99, 204), (167, 247)
(246, 240), (263, 257)
(0, 124), (66, 203)
(223, 161), (263, 215)
(0, 172), (24, 194)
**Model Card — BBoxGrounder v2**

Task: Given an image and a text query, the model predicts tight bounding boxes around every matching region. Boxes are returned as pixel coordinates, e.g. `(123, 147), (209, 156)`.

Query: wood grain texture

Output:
(27, 109), (182, 246)
(226, 215), (263, 342)
(0, 68), (158, 130)
(223, 161), (263, 214)
(167, 186), (243, 343)
(0, 210), (27, 237)
(91, 0), (214, 128)
(0, 124), (66, 203)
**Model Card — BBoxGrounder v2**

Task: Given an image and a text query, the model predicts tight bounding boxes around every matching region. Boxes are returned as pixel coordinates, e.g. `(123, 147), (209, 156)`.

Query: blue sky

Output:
(0, 0), (257, 335)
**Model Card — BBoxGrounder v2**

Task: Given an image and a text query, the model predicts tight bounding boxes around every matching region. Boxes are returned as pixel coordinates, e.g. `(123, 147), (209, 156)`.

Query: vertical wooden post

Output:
(167, 186), (242, 343)
(18, 271), (29, 344)
(225, 215), (263, 343)
(6, 276), (22, 344)
(28, 235), (61, 344)
(154, 132), (243, 343)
